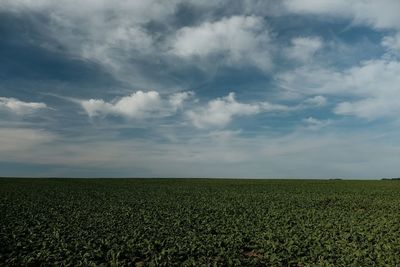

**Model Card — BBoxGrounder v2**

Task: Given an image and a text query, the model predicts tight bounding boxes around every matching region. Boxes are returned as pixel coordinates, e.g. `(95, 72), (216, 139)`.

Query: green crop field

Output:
(1, 178), (400, 266)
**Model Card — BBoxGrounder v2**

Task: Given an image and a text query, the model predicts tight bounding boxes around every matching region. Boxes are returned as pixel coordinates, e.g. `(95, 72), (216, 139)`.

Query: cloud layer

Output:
(1, 0), (400, 178)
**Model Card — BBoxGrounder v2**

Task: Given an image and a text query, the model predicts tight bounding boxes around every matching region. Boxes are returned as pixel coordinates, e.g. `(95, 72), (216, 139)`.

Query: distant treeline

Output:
(381, 178), (400, 180)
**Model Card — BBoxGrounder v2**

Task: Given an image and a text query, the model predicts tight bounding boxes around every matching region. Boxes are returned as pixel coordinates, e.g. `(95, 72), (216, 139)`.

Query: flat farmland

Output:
(1, 178), (400, 266)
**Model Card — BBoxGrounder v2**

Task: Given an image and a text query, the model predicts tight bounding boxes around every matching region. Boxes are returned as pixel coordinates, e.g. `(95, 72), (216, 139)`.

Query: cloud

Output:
(382, 33), (400, 54)
(334, 98), (398, 120)
(4, 0), (400, 179)
(333, 60), (400, 120)
(81, 91), (324, 128)
(284, 0), (400, 30)
(303, 117), (331, 130)
(0, 128), (56, 153)
(186, 93), (327, 129)
(0, 97), (47, 115)
(277, 67), (343, 96)
(303, 95), (327, 107)
(187, 93), (260, 128)
(0, 0), (182, 87)
(285, 37), (323, 62)
(187, 92), (291, 128)
(169, 91), (195, 110)
(0, 0), (179, 23)
(78, 25), (156, 70)
(81, 90), (193, 119)
(4, 126), (400, 179)
(0, 0), (281, 86)
(278, 59), (400, 119)
(0, 0), (284, 89)
(170, 15), (274, 71)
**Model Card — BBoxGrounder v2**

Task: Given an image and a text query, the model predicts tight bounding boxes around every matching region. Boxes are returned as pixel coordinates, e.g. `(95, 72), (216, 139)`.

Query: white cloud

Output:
(78, 25), (155, 70)
(169, 91), (195, 110)
(284, 0), (400, 30)
(0, 0), (181, 85)
(0, 1), (281, 84)
(187, 92), (291, 128)
(286, 37), (323, 62)
(171, 15), (274, 71)
(382, 33), (400, 54)
(334, 98), (398, 120)
(328, 60), (400, 120)
(186, 93), (326, 129)
(277, 67), (343, 96)
(81, 99), (113, 118)
(0, 97), (47, 115)
(303, 95), (327, 107)
(0, 0), (179, 24)
(278, 59), (400, 119)
(0, 0), (284, 86)
(303, 117), (331, 130)
(187, 93), (260, 128)
(81, 90), (193, 119)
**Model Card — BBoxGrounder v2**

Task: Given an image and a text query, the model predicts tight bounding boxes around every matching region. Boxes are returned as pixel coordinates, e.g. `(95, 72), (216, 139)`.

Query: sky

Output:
(1, 0), (400, 178)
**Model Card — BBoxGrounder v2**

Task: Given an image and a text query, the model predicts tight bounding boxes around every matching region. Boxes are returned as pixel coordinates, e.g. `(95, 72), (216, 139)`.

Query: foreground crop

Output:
(1, 179), (400, 266)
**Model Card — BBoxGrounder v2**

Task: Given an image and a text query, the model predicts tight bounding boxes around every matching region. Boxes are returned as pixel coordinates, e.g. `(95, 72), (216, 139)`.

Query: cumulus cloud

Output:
(285, 37), (323, 62)
(0, 97), (47, 115)
(284, 0), (400, 30)
(81, 90), (324, 128)
(81, 91), (193, 119)
(171, 15), (274, 71)
(186, 92), (291, 128)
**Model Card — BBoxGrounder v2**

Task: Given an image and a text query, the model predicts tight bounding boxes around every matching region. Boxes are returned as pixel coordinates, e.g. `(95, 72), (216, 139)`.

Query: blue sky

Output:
(1, 0), (400, 178)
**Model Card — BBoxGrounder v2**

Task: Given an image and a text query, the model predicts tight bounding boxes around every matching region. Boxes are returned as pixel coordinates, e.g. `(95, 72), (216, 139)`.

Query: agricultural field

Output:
(1, 178), (400, 266)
